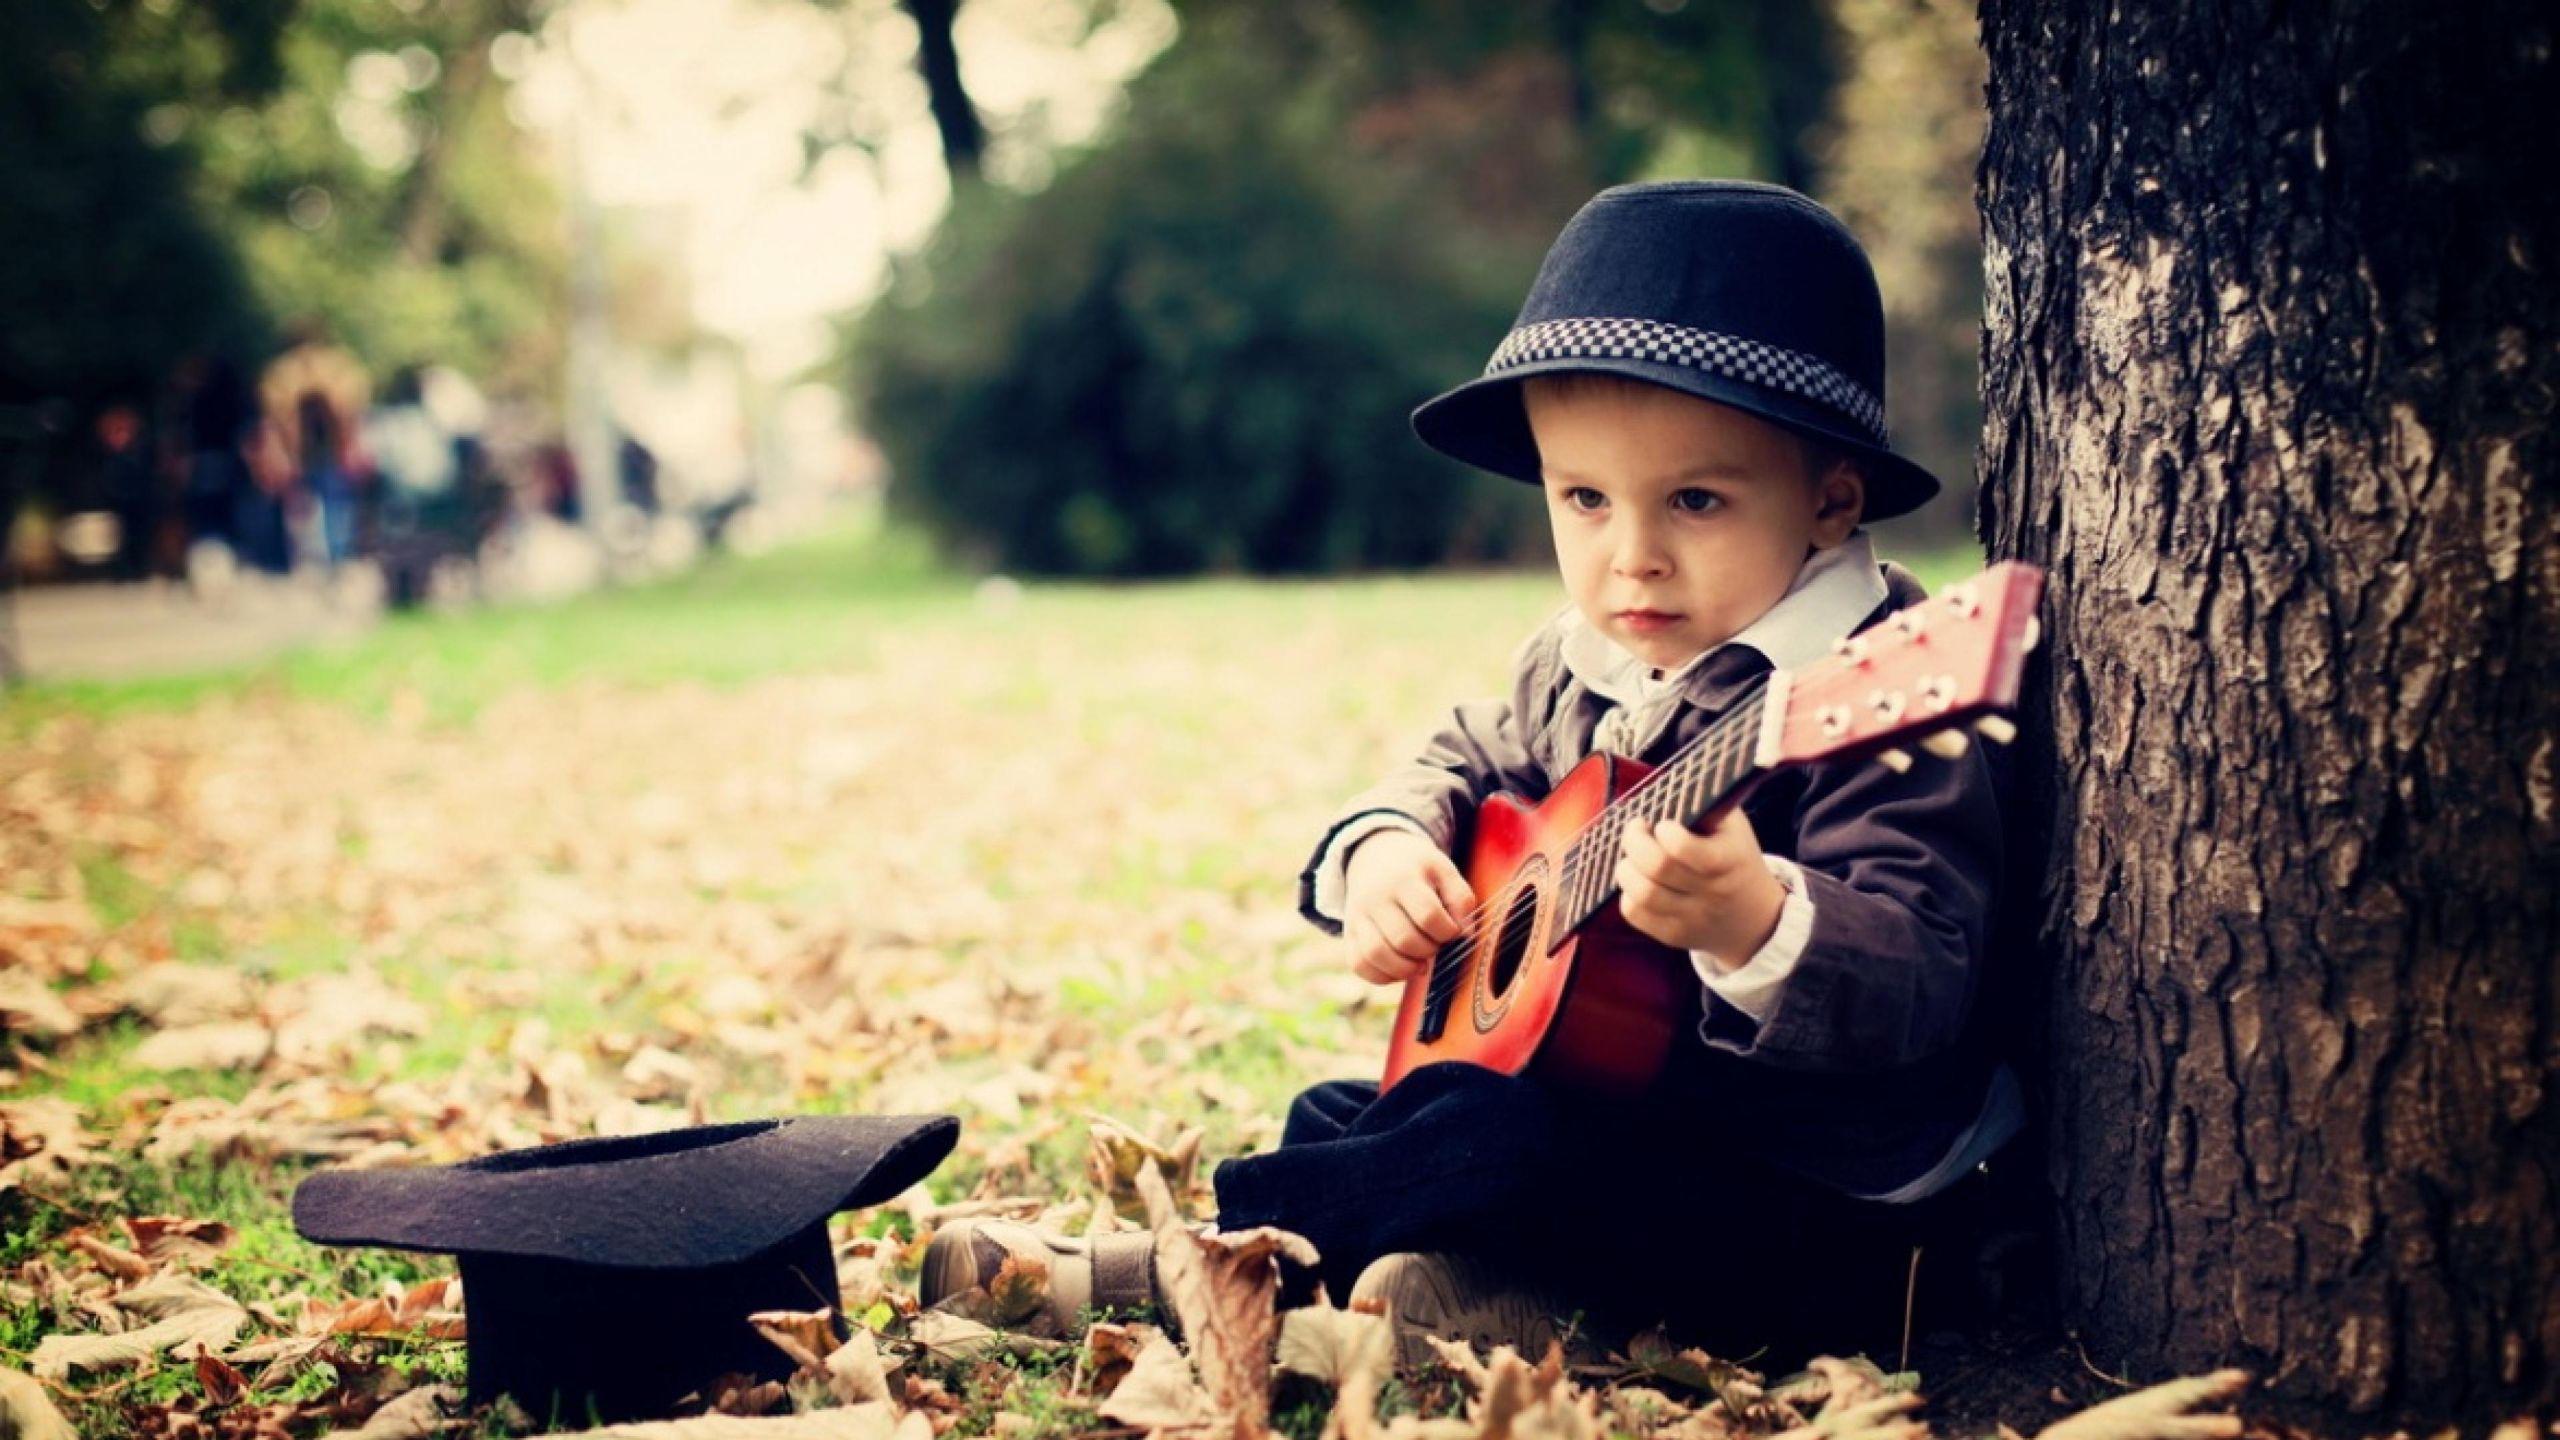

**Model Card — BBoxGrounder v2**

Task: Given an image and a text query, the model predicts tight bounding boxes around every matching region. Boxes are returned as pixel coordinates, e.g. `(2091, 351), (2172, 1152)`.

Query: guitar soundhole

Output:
(1485, 887), (1539, 998)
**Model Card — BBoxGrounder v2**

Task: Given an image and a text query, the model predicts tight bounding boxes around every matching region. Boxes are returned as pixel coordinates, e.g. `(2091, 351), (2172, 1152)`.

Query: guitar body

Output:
(1372, 559), (2045, 1101)
(1381, 750), (1698, 1099)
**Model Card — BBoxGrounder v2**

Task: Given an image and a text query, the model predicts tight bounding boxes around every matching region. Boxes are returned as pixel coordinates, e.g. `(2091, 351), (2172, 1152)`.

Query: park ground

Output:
(0, 519), (2234, 1439)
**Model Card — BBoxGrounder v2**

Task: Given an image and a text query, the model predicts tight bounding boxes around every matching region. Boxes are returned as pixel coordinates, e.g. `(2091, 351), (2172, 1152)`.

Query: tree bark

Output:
(1976, 0), (2558, 1424)
(900, 0), (984, 185)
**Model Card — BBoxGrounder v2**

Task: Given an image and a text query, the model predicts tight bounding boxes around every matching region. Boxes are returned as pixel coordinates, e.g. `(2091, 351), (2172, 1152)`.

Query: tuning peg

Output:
(2021, 615), (2043, 652)
(1919, 731), (1970, 760)
(1974, 715), (2018, 745)
(1873, 747), (1912, 774)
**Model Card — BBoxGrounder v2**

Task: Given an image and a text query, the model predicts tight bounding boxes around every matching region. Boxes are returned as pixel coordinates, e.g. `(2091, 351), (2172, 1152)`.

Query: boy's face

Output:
(1524, 377), (1864, 671)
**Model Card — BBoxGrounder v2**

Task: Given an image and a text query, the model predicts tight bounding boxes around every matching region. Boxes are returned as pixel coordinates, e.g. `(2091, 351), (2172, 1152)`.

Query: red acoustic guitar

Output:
(1381, 561), (2045, 1098)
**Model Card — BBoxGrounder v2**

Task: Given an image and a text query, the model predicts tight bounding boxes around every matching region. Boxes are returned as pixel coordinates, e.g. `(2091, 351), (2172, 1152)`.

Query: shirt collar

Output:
(1558, 529), (1889, 706)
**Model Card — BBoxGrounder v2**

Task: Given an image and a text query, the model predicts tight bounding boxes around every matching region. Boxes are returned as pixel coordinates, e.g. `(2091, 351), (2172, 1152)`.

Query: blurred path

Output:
(4, 575), (380, 683)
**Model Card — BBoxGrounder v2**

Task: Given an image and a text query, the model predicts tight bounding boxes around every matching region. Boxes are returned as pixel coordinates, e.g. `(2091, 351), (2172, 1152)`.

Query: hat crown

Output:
(1513, 181), (1887, 402)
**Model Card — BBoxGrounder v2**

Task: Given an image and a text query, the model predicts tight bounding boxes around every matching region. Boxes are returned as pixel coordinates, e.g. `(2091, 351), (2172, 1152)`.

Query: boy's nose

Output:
(1610, 524), (1672, 577)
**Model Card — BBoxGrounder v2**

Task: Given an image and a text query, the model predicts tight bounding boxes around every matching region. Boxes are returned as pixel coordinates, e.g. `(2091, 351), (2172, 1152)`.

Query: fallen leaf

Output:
(2035, 1370), (2249, 1440)
(0, 1099), (99, 1196)
(67, 1231), (151, 1283)
(1085, 1115), (1203, 1218)
(1276, 1303), (1393, 1387)
(0, 973), (82, 1040)
(552, 1400), (907, 1438)
(1082, 1320), (1153, 1397)
(194, 1347), (251, 1406)
(131, 1020), (271, 1073)
(124, 1215), (238, 1267)
(1137, 1158), (1317, 1440)
(751, 1308), (841, 1373)
(823, 1326), (896, 1408)
(0, 1366), (78, 1440)
(326, 1383), (464, 1438)
(1094, 1331), (1210, 1432)
(29, 1272), (248, 1379)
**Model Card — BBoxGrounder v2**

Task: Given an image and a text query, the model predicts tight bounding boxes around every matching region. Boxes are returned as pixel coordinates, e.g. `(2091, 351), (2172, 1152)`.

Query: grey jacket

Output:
(1298, 563), (2017, 1195)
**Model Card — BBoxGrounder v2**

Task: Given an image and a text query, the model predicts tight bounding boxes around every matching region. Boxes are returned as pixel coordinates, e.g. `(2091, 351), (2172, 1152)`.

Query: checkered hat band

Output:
(1486, 317), (1886, 444)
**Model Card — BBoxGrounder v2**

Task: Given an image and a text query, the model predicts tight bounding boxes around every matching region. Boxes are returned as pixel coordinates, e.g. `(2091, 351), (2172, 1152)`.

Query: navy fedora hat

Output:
(1412, 179), (1943, 522)
(294, 1113), (958, 1423)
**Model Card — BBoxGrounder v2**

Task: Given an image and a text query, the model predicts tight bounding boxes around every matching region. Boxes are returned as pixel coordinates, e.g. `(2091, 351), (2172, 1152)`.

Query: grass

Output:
(0, 513), (1990, 1436)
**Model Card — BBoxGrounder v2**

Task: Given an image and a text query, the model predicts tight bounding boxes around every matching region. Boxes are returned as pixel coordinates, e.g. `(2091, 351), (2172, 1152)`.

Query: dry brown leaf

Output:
(1085, 1115), (1204, 1218)
(1081, 1320), (1154, 1398)
(67, 1232), (151, 1283)
(325, 1382), (465, 1438)
(1276, 1303), (1394, 1387)
(0, 974), (82, 1041)
(551, 1400), (908, 1438)
(710, 1375), (790, 1416)
(193, 1348), (251, 1406)
(1094, 1331), (1211, 1432)
(2034, 1370), (2249, 1440)
(1137, 1158), (1318, 1440)
(1774, 1391), (1925, 1440)
(29, 1272), (248, 1379)
(124, 1215), (238, 1268)
(0, 1099), (100, 1196)
(823, 1327), (896, 1409)
(751, 1308), (841, 1373)
(130, 1020), (271, 1073)
(903, 1310), (1058, 1365)
(0, 1365), (79, 1440)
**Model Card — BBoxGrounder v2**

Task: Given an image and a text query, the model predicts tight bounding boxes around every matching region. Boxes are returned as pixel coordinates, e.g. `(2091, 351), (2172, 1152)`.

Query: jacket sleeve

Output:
(1295, 620), (1561, 935)
(1695, 736), (2005, 1071)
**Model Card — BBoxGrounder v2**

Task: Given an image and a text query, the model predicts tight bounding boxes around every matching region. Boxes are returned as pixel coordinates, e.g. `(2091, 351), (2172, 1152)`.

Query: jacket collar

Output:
(1558, 528), (1890, 708)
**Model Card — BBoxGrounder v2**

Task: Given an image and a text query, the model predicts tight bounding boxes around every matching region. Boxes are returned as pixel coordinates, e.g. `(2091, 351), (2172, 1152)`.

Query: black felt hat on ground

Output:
(293, 1114), (960, 1425)
(1411, 179), (1945, 522)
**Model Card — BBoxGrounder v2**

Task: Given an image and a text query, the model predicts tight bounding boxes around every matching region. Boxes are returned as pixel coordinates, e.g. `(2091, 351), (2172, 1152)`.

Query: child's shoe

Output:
(1348, 1252), (1569, 1367)
(919, 1218), (1160, 1337)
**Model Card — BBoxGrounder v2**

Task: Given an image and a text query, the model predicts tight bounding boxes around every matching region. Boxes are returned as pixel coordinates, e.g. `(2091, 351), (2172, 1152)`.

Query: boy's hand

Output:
(1342, 829), (1478, 987)
(1617, 809), (1786, 966)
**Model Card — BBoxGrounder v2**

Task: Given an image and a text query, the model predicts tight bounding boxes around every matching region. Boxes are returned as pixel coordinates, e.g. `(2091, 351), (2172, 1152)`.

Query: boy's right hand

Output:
(1342, 829), (1478, 987)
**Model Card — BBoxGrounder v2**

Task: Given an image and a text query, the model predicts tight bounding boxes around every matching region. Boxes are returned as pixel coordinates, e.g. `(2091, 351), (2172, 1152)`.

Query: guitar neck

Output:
(1550, 675), (1779, 937)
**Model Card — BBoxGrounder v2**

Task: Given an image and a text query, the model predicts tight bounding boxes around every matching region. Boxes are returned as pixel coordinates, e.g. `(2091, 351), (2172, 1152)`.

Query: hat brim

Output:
(292, 1113), (960, 1269)
(1410, 355), (1942, 523)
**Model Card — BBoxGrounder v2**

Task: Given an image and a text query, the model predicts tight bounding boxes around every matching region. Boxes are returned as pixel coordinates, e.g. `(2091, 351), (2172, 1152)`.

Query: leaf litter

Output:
(0, 599), (2316, 1438)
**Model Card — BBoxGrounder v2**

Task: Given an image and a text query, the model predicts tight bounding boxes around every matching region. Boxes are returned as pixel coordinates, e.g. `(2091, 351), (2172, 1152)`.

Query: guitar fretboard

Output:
(1549, 675), (1773, 938)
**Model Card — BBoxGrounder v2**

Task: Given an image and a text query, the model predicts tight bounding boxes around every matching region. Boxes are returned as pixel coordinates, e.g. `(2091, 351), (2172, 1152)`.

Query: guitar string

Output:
(1414, 676), (1772, 1011)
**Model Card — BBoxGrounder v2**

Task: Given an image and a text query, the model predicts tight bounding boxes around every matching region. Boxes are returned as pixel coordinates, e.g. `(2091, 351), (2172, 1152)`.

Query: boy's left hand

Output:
(1616, 808), (1786, 967)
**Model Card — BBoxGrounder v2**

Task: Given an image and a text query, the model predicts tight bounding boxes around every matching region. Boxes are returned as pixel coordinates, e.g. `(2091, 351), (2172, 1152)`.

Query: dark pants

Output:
(1213, 1063), (1990, 1361)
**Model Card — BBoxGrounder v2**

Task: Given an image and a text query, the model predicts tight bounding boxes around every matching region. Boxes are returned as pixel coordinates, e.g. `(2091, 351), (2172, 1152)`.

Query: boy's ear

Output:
(1810, 460), (1866, 546)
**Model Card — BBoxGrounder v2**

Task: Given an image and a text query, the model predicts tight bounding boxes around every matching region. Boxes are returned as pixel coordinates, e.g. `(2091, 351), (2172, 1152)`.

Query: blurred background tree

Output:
(1, 0), (560, 509)
(846, 0), (1986, 576)
(2, 0), (1988, 572)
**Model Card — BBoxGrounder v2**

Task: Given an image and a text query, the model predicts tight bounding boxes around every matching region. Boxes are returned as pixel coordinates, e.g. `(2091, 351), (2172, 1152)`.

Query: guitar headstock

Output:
(1768, 561), (2044, 773)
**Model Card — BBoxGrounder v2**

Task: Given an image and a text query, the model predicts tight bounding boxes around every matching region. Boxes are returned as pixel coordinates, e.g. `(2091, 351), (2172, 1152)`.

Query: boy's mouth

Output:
(1616, 609), (1682, 631)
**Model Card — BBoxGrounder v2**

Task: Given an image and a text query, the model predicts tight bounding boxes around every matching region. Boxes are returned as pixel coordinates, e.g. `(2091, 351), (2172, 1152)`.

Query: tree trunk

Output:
(1975, 0), (2558, 1424)
(900, 0), (983, 185)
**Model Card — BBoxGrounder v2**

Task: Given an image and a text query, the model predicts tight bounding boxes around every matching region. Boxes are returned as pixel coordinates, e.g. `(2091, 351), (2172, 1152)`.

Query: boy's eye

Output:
(1562, 486), (1606, 511)
(1671, 489), (1722, 514)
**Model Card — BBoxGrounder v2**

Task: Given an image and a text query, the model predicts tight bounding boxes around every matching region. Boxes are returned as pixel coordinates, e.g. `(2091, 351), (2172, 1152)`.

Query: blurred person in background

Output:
(93, 403), (161, 582)
(366, 366), (494, 609)
(254, 324), (371, 573)
(174, 355), (261, 569)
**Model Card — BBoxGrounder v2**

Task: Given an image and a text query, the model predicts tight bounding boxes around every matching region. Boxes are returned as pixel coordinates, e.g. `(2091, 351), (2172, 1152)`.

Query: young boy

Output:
(923, 180), (2021, 1360)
